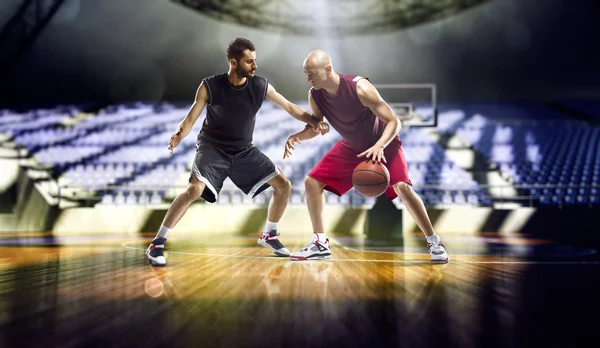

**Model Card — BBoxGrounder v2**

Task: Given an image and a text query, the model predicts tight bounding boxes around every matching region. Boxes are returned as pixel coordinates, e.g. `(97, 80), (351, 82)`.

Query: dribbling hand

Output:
(357, 144), (387, 164)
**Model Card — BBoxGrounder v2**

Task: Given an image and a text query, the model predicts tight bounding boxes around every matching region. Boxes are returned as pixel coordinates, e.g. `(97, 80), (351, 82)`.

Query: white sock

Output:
(263, 220), (278, 233)
(426, 234), (440, 243)
(155, 225), (172, 240)
(314, 233), (326, 242)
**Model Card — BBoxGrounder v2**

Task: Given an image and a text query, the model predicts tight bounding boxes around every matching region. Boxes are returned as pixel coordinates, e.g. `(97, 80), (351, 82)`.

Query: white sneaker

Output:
(290, 234), (331, 261)
(258, 230), (290, 257)
(145, 238), (167, 267)
(427, 235), (449, 264)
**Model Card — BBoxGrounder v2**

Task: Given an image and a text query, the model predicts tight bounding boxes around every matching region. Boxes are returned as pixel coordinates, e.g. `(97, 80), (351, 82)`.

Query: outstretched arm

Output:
(355, 79), (401, 163)
(168, 82), (208, 153)
(266, 83), (325, 130)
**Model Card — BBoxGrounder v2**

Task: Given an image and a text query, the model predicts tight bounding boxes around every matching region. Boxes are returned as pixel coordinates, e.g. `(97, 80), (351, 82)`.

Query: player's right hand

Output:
(283, 134), (301, 159)
(314, 121), (330, 135)
(168, 126), (183, 154)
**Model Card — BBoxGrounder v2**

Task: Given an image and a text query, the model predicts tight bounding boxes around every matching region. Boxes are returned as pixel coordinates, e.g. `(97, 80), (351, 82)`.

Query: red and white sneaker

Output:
(290, 234), (331, 261)
(145, 238), (167, 267)
(258, 230), (290, 257)
(427, 235), (449, 264)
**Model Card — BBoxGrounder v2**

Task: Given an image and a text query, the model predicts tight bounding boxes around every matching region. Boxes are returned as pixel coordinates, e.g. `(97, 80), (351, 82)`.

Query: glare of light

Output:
(145, 277), (164, 297)
(313, 0), (343, 71)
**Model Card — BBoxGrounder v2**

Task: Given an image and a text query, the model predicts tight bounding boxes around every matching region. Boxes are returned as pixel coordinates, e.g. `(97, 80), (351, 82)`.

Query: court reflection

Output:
(0, 234), (596, 347)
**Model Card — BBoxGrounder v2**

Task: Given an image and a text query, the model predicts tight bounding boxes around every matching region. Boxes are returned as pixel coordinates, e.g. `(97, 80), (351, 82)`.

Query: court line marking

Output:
(332, 238), (598, 257)
(121, 242), (600, 265)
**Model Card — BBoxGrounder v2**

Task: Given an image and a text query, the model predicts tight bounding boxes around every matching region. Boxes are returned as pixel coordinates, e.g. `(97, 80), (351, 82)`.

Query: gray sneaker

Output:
(290, 235), (331, 261)
(427, 235), (449, 264)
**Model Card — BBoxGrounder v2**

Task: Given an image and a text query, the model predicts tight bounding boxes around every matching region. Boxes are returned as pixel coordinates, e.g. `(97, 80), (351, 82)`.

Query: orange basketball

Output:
(352, 160), (390, 198)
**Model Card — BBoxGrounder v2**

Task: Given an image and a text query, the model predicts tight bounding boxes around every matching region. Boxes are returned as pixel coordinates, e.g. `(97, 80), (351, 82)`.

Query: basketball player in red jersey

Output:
(283, 49), (448, 263)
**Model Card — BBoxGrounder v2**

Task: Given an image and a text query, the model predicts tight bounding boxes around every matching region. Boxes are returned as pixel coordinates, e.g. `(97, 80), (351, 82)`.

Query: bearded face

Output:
(233, 49), (257, 78)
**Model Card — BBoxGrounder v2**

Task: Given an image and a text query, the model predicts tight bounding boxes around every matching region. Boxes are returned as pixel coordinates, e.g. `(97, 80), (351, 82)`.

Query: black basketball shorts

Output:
(189, 141), (280, 203)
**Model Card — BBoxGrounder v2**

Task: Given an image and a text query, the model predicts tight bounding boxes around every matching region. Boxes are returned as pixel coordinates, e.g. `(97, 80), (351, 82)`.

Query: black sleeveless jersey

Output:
(198, 73), (268, 153)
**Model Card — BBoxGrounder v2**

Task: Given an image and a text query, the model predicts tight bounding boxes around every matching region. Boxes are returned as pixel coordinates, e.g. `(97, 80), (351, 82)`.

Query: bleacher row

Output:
(436, 102), (600, 206)
(2, 100), (600, 207)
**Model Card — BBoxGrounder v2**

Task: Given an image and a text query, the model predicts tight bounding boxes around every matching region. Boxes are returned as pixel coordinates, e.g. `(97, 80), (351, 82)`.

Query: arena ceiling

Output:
(171, 0), (490, 36)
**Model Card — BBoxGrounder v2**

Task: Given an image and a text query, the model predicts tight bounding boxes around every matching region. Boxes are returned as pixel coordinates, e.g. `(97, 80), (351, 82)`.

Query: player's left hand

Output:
(357, 144), (387, 163)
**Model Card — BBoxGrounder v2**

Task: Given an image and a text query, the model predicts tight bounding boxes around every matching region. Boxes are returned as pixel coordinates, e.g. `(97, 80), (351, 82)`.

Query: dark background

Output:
(1, 0), (599, 107)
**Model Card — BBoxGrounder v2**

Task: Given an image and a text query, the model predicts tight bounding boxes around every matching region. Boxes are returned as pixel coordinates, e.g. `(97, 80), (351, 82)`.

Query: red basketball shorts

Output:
(308, 139), (412, 200)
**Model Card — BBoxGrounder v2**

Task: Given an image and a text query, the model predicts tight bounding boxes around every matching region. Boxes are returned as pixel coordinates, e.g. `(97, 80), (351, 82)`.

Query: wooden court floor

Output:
(0, 232), (599, 347)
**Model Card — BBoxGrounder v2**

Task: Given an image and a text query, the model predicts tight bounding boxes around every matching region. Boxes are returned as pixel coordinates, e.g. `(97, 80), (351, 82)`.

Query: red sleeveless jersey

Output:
(310, 74), (398, 153)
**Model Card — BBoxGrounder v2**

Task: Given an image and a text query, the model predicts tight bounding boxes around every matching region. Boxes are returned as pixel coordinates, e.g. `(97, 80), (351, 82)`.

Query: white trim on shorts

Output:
(248, 166), (281, 197)
(192, 162), (219, 201)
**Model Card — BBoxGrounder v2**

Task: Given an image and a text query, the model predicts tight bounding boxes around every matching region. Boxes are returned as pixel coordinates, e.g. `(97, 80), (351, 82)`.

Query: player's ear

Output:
(230, 58), (237, 68)
(325, 65), (332, 74)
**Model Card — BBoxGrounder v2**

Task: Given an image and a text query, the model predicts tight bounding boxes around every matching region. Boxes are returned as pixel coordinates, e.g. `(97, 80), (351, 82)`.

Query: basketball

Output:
(352, 160), (390, 198)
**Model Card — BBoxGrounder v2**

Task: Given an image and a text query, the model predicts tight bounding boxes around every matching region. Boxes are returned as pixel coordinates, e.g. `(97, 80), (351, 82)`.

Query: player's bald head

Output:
(303, 49), (336, 90)
(303, 49), (332, 70)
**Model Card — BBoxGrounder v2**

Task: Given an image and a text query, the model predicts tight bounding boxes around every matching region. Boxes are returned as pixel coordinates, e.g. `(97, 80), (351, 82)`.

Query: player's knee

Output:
(272, 175), (291, 193)
(304, 176), (323, 193)
(282, 177), (292, 192)
(186, 182), (205, 201)
(394, 182), (412, 199)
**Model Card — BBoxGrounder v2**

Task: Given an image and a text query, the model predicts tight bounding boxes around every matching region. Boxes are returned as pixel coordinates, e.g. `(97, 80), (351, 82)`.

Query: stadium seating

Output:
(436, 102), (600, 206)
(2, 101), (598, 207)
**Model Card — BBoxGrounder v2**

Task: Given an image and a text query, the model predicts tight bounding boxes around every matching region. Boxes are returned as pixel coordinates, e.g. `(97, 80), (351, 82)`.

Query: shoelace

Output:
(428, 242), (446, 254)
(302, 239), (327, 251)
(263, 231), (280, 239)
(302, 240), (319, 251)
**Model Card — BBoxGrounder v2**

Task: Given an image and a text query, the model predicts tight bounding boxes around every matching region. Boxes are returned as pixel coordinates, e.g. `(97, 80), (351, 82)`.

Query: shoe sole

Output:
(431, 258), (449, 264)
(290, 254), (331, 261)
(257, 238), (290, 257)
(148, 258), (166, 267)
(145, 251), (166, 267)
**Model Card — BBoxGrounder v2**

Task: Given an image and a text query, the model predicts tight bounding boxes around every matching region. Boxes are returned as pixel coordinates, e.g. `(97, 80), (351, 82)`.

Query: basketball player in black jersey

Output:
(145, 38), (328, 266)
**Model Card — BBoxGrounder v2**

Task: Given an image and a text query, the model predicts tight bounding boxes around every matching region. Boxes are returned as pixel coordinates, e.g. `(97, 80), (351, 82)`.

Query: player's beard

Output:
(236, 65), (254, 78)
